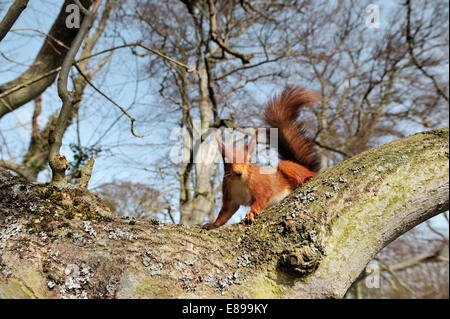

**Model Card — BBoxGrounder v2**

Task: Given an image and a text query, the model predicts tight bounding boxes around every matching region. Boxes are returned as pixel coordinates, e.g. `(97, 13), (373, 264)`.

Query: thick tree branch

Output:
(0, 128), (448, 298)
(0, 159), (32, 180)
(0, 0), (29, 42)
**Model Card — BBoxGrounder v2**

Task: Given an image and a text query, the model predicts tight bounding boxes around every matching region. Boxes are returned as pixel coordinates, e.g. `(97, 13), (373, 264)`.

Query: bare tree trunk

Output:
(179, 65), (216, 225)
(0, 128), (447, 298)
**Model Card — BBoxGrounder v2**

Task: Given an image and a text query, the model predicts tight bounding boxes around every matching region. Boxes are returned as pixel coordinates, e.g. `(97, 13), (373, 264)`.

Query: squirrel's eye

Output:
(235, 172), (242, 177)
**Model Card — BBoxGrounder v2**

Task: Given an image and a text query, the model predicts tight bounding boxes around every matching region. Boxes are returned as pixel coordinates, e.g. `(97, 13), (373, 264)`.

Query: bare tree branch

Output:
(48, 0), (102, 185)
(405, 0), (449, 103)
(0, 0), (93, 119)
(207, 0), (253, 64)
(0, 0), (29, 42)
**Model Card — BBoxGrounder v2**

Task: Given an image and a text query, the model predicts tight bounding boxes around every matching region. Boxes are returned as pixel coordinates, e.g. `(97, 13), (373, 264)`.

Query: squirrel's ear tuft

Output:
(247, 129), (259, 159)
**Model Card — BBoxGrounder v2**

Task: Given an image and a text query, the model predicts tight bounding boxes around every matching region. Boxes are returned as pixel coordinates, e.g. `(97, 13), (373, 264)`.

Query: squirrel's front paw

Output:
(202, 223), (218, 230)
(245, 209), (258, 224)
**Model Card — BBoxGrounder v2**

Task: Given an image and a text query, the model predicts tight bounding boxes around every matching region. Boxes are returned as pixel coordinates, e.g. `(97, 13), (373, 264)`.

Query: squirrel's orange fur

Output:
(203, 87), (321, 229)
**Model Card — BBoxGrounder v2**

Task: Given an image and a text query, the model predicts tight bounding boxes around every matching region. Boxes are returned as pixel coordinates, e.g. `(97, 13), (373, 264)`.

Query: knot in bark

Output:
(281, 242), (323, 275)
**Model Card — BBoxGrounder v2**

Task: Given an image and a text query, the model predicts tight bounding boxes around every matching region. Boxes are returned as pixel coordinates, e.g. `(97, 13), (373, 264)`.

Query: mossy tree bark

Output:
(0, 129), (448, 299)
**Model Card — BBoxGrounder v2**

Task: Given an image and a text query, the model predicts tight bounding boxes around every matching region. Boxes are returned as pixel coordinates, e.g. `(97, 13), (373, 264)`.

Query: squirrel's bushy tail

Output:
(264, 86), (321, 173)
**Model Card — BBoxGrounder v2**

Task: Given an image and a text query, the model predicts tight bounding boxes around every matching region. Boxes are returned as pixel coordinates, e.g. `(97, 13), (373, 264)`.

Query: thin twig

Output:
(74, 64), (150, 138)
(208, 0), (253, 64)
(405, 0), (449, 103)
(136, 43), (195, 72)
(0, 42), (195, 100)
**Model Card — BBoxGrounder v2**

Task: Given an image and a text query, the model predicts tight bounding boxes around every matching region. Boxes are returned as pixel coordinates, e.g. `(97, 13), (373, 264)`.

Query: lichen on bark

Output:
(0, 128), (448, 299)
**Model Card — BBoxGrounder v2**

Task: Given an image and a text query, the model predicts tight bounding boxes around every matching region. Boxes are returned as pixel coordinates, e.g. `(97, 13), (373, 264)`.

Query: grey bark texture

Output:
(0, 128), (448, 298)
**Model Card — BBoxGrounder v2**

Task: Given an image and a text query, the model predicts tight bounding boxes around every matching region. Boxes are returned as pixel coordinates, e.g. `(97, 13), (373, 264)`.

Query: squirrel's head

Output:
(215, 132), (257, 181)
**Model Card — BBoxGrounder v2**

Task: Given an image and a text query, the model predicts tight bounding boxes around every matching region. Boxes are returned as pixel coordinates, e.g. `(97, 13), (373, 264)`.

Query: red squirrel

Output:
(202, 86), (321, 230)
